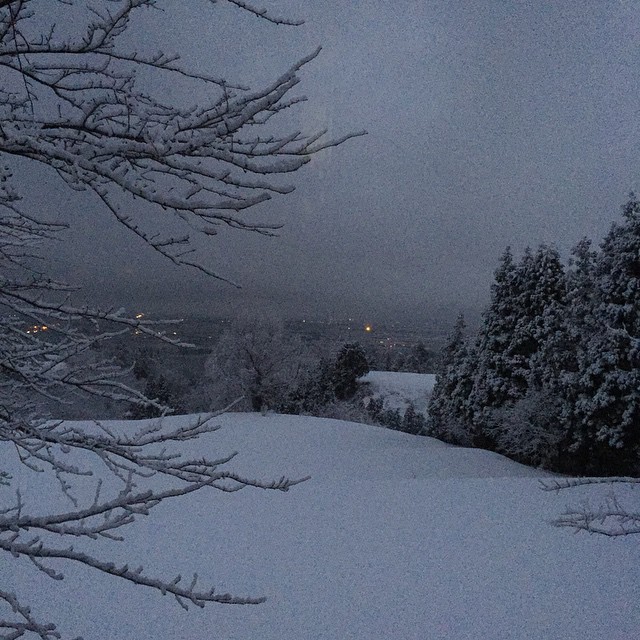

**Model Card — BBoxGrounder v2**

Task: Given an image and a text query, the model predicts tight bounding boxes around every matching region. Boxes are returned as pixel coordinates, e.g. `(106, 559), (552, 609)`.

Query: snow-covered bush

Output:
(484, 388), (565, 469)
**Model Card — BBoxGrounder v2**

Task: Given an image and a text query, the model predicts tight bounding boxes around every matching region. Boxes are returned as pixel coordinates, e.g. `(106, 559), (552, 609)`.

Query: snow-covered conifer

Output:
(427, 313), (476, 445)
(467, 247), (522, 444)
(551, 237), (599, 471)
(570, 196), (640, 474)
(332, 342), (370, 401)
(404, 342), (435, 374)
(402, 402), (426, 435)
(495, 245), (569, 467)
(470, 245), (568, 459)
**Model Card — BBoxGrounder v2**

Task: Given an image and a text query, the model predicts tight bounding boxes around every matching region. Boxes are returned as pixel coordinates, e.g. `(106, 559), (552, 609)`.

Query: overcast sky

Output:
(45, 0), (640, 326)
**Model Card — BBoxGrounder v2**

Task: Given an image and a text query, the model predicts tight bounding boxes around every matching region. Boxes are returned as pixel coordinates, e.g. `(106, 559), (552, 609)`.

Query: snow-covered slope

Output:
(5, 413), (639, 640)
(360, 370), (436, 413)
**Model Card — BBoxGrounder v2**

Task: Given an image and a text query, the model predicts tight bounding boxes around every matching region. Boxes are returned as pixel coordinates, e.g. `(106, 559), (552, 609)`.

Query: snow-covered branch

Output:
(0, 2), (353, 637)
(0, 1), (364, 280)
(1, 407), (309, 637)
(541, 477), (640, 536)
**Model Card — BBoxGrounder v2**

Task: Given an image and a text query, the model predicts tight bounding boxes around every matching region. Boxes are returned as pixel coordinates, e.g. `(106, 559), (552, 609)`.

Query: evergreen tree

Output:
(364, 396), (385, 423)
(401, 403), (426, 435)
(380, 407), (403, 431)
(518, 245), (568, 386)
(278, 358), (335, 414)
(490, 245), (568, 465)
(129, 374), (178, 419)
(332, 342), (370, 400)
(427, 313), (476, 445)
(404, 342), (435, 374)
(470, 245), (568, 455)
(280, 343), (369, 414)
(570, 196), (640, 474)
(552, 237), (598, 471)
(467, 247), (521, 444)
(132, 347), (158, 380)
(426, 198), (640, 475)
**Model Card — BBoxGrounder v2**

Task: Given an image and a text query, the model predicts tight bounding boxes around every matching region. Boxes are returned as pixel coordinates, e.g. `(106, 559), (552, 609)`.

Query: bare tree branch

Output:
(541, 477), (640, 536)
(0, 3), (364, 278)
(0, 1), (360, 637)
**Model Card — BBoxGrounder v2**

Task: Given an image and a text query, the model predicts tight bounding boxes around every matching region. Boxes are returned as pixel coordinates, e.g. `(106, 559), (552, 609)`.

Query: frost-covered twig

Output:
(1, 407), (309, 636)
(0, 589), (69, 640)
(0, 2), (350, 637)
(541, 477), (640, 536)
(0, 1), (364, 281)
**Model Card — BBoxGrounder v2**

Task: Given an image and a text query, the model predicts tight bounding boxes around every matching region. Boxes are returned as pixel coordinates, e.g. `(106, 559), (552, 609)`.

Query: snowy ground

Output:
(5, 413), (640, 640)
(360, 370), (437, 413)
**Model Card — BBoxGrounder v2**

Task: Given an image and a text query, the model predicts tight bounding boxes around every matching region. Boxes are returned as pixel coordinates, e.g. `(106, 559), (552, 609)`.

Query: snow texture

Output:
(360, 370), (436, 413)
(4, 413), (639, 640)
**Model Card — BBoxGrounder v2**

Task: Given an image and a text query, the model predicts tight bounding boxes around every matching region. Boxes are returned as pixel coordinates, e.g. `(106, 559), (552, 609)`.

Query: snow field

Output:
(4, 413), (639, 640)
(360, 370), (437, 413)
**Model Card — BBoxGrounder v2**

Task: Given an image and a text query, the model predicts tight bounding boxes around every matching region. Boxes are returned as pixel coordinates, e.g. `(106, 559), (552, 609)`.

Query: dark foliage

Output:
(428, 197), (640, 476)
(333, 343), (370, 400)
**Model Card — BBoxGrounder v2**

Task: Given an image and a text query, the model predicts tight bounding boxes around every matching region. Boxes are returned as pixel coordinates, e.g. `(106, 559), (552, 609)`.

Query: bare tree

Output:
(541, 477), (640, 537)
(0, 1), (362, 637)
(204, 318), (312, 412)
